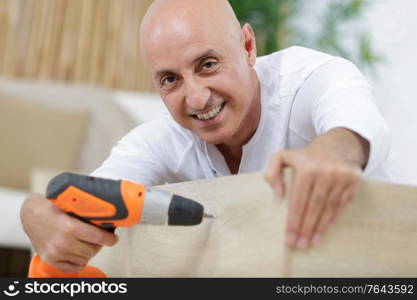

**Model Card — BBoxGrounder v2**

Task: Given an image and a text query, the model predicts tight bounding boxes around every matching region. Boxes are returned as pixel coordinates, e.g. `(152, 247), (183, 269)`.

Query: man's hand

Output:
(21, 193), (118, 273)
(265, 128), (369, 249)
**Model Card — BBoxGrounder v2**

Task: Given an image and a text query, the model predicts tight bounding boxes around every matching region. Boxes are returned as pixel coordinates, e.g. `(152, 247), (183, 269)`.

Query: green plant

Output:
(230, 0), (382, 70)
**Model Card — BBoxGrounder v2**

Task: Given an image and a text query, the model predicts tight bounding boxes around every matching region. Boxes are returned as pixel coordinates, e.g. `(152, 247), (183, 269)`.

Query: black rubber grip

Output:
(168, 195), (204, 225)
(46, 172), (128, 226)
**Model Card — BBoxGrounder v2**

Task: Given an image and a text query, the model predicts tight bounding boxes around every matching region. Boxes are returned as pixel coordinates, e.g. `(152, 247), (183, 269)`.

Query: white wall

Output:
(290, 0), (416, 184)
(365, 0), (417, 184)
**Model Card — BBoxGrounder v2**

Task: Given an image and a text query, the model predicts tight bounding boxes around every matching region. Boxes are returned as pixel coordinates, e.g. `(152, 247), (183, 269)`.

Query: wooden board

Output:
(91, 172), (417, 277)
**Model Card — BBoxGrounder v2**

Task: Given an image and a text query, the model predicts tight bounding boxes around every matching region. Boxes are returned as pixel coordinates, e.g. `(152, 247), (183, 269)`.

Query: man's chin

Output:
(197, 132), (229, 145)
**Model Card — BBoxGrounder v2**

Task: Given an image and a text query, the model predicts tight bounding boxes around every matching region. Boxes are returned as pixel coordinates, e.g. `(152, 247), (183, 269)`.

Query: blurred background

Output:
(0, 0), (415, 276)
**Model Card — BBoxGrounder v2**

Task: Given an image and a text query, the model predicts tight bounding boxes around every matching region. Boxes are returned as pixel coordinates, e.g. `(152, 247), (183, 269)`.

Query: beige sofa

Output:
(0, 77), (163, 256)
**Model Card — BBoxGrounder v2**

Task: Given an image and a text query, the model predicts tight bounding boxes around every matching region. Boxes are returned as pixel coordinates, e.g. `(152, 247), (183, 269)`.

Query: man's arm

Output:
(265, 127), (369, 249)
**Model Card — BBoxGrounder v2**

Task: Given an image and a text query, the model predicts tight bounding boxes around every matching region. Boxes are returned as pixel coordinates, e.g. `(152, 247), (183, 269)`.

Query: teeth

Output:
(196, 103), (223, 120)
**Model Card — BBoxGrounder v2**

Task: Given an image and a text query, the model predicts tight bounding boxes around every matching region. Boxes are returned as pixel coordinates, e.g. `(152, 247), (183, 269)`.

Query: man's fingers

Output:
(265, 151), (295, 197)
(60, 253), (89, 268)
(296, 176), (328, 248)
(53, 234), (103, 261)
(309, 168), (360, 247)
(311, 183), (347, 242)
(331, 181), (358, 224)
(54, 261), (86, 274)
(325, 171), (360, 226)
(70, 218), (118, 247)
(286, 171), (313, 247)
(72, 240), (103, 259)
(42, 249), (90, 273)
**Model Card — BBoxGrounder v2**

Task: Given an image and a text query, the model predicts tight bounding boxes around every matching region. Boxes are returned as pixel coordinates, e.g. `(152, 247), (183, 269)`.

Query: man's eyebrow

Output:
(191, 49), (220, 65)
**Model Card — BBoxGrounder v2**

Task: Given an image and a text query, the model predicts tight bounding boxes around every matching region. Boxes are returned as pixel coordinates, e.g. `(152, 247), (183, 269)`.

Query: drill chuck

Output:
(168, 194), (204, 225)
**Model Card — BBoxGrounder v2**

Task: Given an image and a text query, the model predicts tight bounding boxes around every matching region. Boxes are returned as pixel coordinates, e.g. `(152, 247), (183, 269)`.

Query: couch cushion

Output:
(0, 79), (137, 176)
(0, 92), (88, 190)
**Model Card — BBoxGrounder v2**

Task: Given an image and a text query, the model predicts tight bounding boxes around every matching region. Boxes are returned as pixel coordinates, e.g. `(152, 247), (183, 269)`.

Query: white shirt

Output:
(92, 46), (405, 185)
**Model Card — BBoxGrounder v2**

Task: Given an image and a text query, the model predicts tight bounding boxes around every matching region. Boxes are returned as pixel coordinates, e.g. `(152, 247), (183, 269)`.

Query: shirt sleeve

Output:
(90, 124), (170, 186)
(293, 57), (391, 175)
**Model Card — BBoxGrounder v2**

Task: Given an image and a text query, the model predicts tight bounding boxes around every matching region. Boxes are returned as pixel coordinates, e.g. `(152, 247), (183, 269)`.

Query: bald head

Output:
(140, 0), (243, 65)
(138, 0), (260, 146)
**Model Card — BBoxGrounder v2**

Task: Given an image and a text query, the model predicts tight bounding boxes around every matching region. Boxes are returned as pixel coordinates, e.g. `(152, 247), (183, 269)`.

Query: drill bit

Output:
(204, 213), (215, 219)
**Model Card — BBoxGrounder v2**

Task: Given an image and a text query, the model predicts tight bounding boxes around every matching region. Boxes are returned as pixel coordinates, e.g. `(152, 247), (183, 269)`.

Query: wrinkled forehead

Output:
(140, 8), (241, 72)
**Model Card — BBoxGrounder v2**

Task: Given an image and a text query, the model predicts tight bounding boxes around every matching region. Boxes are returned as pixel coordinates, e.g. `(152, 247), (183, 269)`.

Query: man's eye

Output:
(161, 76), (176, 86)
(202, 61), (216, 69)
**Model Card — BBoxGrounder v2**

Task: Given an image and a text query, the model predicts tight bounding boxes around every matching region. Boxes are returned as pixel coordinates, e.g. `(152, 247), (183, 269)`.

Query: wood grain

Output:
(91, 172), (417, 277)
(0, 0), (155, 92)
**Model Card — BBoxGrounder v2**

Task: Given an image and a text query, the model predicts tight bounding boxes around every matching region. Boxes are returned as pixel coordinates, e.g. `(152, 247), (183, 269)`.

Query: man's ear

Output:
(241, 23), (257, 66)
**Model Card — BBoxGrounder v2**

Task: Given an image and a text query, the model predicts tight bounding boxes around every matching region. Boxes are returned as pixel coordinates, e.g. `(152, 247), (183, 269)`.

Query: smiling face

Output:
(140, 0), (260, 147)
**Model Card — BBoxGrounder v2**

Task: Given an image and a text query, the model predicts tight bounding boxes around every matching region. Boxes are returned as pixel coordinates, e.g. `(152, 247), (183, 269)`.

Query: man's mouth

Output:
(192, 102), (226, 121)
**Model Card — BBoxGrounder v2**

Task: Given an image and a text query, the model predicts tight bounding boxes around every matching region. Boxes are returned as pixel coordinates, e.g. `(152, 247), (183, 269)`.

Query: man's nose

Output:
(184, 79), (211, 111)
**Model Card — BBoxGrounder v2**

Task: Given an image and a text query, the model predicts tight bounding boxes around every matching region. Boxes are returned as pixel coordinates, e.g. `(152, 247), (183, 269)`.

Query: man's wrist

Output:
(310, 128), (370, 169)
(342, 129), (370, 169)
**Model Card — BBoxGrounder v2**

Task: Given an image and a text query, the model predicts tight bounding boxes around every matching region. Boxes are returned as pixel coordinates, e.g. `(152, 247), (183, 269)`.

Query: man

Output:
(21, 0), (401, 274)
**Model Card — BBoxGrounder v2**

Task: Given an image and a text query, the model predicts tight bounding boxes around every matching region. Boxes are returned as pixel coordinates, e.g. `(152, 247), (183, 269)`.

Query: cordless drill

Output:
(28, 172), (213, 278)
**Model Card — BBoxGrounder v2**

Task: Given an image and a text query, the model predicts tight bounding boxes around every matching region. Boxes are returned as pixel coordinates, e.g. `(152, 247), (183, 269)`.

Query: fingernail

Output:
(312, 233), (321, 246)
(296, 237), (309, 249)
(286, 233), (297, 246)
